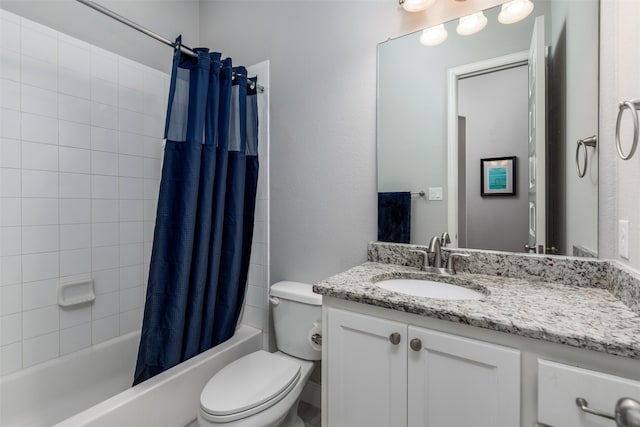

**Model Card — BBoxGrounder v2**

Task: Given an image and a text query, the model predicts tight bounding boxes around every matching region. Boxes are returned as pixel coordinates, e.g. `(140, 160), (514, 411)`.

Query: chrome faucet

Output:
(440, 232), (451, 247)
(428, 236), (443, 268)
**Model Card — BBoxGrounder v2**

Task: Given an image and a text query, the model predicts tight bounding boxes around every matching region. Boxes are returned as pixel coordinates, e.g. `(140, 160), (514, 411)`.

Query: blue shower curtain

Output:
(133, 39), (260, 385)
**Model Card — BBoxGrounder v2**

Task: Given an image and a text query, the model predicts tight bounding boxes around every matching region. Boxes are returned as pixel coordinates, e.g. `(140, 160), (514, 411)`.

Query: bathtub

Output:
(0, 325), (262, 427)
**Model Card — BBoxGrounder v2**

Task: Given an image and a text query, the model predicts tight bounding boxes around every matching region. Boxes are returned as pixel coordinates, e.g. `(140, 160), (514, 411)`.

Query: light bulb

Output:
(456, 11), (488, 36)
(401, 0), (436, 13)
(498, 0), (534, 24)
(420, 24), (448, 46)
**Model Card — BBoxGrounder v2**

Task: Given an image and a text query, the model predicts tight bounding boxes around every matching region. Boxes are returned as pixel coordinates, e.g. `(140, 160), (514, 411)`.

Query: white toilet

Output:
(197, 281), (322, 427)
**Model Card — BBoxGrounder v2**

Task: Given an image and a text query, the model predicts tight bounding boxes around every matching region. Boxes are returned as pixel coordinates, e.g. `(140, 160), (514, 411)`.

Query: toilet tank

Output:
(270, 281), (322, 361)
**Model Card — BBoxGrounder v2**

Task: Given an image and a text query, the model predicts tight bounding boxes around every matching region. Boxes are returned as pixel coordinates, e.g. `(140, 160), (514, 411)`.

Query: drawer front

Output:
(538, 359), (640, 426)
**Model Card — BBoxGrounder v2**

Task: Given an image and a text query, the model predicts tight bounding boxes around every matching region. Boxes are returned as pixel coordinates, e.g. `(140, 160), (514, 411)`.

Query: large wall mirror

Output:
(377, 0), (599, 257)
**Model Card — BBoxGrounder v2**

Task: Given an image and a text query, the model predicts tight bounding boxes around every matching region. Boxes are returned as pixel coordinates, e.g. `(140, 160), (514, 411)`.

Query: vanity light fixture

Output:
(456, 11), (488, 36)
(399, 0), (436, 13)
(498, 0), (534, 24)
(420, 24), (448, 46)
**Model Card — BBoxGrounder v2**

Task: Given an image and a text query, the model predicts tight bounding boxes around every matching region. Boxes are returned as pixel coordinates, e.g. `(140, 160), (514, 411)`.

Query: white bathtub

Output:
(0, 325), (262, 427)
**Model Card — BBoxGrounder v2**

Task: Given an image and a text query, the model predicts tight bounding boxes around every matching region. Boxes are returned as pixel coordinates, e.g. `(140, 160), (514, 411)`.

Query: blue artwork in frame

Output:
(481, 156), (516, 196)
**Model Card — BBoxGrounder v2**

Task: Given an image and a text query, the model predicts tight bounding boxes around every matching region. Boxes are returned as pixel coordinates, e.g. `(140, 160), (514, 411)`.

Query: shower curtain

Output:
(133, 38), (259, 385)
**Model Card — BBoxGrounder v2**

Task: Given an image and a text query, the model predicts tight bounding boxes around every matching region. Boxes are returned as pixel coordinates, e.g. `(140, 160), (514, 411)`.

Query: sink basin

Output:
(376, 278), (484, 300)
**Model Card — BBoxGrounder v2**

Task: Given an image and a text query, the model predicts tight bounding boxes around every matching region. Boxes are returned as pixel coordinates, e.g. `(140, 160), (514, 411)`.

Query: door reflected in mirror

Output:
(377, 0), (599, 257)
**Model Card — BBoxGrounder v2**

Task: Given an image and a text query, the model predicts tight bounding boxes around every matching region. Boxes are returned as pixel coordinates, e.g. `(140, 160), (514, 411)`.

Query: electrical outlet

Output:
(619, 220), (630, 259)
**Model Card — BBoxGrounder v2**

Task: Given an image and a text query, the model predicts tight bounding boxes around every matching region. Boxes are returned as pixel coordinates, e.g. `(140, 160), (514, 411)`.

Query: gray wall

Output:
(458, 66), (529, 252)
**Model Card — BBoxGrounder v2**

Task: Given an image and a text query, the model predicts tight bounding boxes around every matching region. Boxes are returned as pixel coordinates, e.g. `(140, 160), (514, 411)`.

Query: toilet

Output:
(197, 281), (322, 427)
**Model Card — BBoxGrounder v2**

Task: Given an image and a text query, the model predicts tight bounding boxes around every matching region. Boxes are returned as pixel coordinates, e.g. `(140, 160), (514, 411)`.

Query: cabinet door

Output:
(407, 326), (520, 427)
(327, 308), (407, 427)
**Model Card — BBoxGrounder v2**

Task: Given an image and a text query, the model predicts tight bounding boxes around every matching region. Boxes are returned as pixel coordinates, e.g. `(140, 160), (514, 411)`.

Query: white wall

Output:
(458, 66), (529, 253)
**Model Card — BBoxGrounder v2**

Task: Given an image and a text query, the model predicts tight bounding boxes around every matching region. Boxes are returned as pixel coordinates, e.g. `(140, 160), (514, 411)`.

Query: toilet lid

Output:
(200, 351), (301, 419)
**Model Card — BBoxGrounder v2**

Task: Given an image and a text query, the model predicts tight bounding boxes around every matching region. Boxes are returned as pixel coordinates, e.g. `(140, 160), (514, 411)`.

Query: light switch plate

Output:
(428, 187), (443, 201)
(619, 220), (630, 259)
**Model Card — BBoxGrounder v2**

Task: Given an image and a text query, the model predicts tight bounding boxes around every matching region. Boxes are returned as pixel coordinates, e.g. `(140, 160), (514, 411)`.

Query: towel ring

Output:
(576, 135), (597, 178)
(616, 99), (640, 160)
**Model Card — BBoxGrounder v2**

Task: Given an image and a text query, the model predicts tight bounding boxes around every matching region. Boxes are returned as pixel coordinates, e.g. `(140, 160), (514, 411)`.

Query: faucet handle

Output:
(446, 253), (470, 274)
(410, 250), (428, 270)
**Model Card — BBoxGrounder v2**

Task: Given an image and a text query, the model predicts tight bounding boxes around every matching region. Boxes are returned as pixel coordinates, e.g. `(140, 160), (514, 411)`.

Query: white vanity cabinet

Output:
(326, 307), (521, 427)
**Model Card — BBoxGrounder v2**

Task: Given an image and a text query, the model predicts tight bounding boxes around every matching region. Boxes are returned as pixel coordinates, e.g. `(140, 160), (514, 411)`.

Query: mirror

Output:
(377, 0), (599, 257)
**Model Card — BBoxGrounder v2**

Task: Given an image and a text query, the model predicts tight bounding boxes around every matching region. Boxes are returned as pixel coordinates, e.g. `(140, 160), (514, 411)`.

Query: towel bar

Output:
(616, 99), (640, 160)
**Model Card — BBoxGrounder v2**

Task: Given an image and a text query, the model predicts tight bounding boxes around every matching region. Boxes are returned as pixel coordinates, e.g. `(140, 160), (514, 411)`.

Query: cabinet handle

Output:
(576, 398), (616, 421)
(389, 332), (401, 345)
(410, 338), (422, 351)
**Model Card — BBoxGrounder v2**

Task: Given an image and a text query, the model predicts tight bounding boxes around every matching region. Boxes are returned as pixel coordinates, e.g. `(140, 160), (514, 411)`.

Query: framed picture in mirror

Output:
(481, 156), (516, 196)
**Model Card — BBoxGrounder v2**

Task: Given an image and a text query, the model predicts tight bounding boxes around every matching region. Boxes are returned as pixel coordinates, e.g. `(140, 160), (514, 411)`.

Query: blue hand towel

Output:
(378, 192), (411, 243)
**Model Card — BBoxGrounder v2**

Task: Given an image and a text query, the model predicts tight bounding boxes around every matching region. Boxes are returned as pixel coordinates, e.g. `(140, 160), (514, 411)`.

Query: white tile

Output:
(22, 141), (58, 171)
(0, 226), (21, 256)
(21, 56), (57, 91)
(1, 168), (20, 197)
(23, 331), (59, 368)
(59, 146), (90, 174)
(118, 154), (143, 178)
(22, 278), (58, 311)
(248, 263), (266, 287)
(22, 169), (57, 198)
(119, 86), (144, 113)
(143, 157), (162, 179)
(0, 50), (20, 82)
(60, 322), (91, 355)
(59, 94), (90, 124)
(143, 136), (163, 159)
(91, 175), (118, 199)
(143, 93), (166, 119)
(91, 52), (117, 83)
(119, 222), (142, 244)
(119, 177), (142, 199)
(59, 304), (91, 329)
(92, 291), (119, 320)
(22, 113), (58, 145)
(118, 60), (143, 89)
(1, 255), (21, 286)
(119, 132), (145, 156)
(59, 68), (90, 100)
(119, 286), (144, 312)
(58, 33), (90, 49)
(21, 85), (57, 118)
(22, 252), (58, 283)
(0, 313), (21, 345)
(119, 264), (143, 290)
(59, 121), (90, 149)
(60, 248), (91, 277)
(92, 268), (118, 295)
(143, 115), (164, 138)
(0, 197), (21, 226)
(253, 220), (266, 244)
(91, 126), (117, 153)
(92, 245), (118, 271)
(143, 199), (157, 221)
(0, 137), (20, 168)
(120, 308), (143, 335)
(119, 243), (142, 267)
(143, 220), (154, 243)
(59, 198), (90, 224)
(119, 109), (144, 135)
(20, 17), (56, 37)
(119, 199), (143, 222)
(22, 198), (58, 226)
(91, 77), (117, 106)
(59, 40), (90, 75)
(0, 342), (22, 374)
(92, 314), (118, 344)
(91, 151), (118, 176)
(0, 108), (20, 139)
(91, 102), (117, 129)
(92, 222), (119, 247)
(22, 305), (59, 339)
(60, 224), (91, 250)
(60, 172), (90, 198)
(247, 285), (267, 309)
(0, 79), (20, 110)
(21, 25), (57, 64)
(0, 284), (21, 316)
(22, 225), (58, 254)
(92, 199), (118, 222)
(0, 18), (20, 52)
(242, 306), (267, 331)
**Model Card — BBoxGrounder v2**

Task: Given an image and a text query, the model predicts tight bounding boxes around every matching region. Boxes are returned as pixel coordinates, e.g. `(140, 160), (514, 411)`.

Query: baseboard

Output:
(300, 380), (321, 408)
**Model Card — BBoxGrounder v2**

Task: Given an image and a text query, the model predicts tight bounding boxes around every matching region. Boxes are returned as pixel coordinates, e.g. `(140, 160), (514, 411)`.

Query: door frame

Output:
(446, 51), (529, 248)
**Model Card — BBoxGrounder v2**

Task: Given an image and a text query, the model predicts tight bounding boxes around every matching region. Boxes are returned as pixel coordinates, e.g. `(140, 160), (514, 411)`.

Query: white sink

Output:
(376, 278), (484, 300)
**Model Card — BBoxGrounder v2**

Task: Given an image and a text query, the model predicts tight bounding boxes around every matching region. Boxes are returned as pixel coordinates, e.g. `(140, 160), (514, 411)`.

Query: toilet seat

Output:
(200, 351), (302, 423)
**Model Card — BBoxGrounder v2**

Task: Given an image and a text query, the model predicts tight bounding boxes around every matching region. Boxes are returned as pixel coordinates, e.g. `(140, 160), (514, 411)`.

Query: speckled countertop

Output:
(313, 262), (640, 360)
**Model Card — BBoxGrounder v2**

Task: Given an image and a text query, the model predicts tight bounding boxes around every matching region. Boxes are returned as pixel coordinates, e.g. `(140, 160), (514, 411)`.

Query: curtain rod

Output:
(75, 0), (264, 93)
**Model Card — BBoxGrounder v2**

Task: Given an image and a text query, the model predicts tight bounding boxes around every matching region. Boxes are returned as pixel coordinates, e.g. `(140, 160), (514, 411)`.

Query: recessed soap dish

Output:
(58, 279), (95, 308)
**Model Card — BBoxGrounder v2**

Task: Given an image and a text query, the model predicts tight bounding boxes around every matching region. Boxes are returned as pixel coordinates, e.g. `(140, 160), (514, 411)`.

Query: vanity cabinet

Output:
(326, 307), (521, 427)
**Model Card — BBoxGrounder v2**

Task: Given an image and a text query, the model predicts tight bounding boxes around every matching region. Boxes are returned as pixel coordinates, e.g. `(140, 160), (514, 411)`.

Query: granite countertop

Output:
(313, 262), (640, 360)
